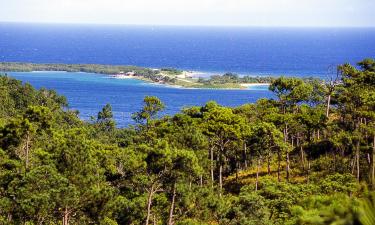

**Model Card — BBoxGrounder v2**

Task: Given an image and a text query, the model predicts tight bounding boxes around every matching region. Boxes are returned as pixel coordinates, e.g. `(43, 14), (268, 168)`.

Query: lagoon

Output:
(7, 71), (273, 127)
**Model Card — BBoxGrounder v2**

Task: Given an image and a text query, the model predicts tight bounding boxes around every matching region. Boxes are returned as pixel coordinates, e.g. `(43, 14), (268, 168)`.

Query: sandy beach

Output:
(240, 83), (270, 87)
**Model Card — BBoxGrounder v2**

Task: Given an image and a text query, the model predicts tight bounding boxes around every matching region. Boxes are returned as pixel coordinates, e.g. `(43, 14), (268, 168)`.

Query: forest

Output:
(0, 62), (158, 77)
(197, 72), (274, 85)
(0, 58), (375, 225)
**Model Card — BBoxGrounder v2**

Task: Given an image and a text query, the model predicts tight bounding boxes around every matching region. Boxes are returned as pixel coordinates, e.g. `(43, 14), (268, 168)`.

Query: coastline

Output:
(240, 83), (270, 87)
(111, 75), (270, 90)
(0, 62), (273, 90)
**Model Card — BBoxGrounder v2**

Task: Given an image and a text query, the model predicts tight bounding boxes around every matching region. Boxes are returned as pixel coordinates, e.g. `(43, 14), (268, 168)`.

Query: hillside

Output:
(0, 59), (374, 224)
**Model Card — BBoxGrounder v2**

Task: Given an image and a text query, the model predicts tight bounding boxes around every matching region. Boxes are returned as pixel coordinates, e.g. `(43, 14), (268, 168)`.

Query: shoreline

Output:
(1, 62), (274, 90)
(112, 75), (270, 90)
(10, 69), (272, 90)
(240, 83), (270, 87)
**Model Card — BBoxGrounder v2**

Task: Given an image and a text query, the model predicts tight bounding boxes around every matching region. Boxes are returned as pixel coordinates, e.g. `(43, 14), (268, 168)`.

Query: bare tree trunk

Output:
(296, 136), (299, 147)
(256, 158), (260, 191)
(145, 187), (155, 225)
(235, 150), (239, 182)
(284, 127), (288, 143)
(367, 153), (371, 165)
(244, 142), (248, 168)
(25, 132), (30, 170)
(317, 130), (320, 140)
(286, 152), (290, 181)
(168, 183), (176, 225)
(267, 152), (271, 175)
(235, 160), (239, 183)
(219, 164), (223, 197)
(307, 160), (311, 184)
(351, 156), (356, 175)
(356, 140), (360, 182)
(210, 146), (214, 188)
(200, 175), (203, 187)
(291, 137), (294, 148)
(62, 207), (69, 225)
(7, 212), (12, 223)
(277, 152), (281, 182)
(219, 144), (225, 197)
(326, 94), (331, 118)
(38, 216), (45, 225)
(300, 145), (305, 171)
(283, 124), (290, 181)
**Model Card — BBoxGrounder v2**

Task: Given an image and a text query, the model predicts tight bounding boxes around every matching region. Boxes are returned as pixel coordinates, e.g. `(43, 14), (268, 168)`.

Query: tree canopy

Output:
(0, 59), (374, 224)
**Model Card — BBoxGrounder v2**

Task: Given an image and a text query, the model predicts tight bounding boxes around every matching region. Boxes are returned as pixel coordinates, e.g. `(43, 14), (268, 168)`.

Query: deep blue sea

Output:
(1, 23), (375, 77)
(1, 23), (375, 126)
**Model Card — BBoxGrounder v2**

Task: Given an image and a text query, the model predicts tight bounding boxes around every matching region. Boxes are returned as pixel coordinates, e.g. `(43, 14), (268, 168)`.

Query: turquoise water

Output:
(7, 72), (272, 127)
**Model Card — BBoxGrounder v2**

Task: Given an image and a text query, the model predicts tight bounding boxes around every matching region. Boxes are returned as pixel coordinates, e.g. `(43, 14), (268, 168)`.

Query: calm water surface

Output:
(1, 23), (375, 77)
(7, 71), (272, 127)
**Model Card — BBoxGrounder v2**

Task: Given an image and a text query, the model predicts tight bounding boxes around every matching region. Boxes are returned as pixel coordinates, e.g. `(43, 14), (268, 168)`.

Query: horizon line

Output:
(1, 20), (375, 29)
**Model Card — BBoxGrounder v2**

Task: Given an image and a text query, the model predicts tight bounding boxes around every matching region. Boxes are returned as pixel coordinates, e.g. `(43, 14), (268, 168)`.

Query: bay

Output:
(7, 71), (272, 127)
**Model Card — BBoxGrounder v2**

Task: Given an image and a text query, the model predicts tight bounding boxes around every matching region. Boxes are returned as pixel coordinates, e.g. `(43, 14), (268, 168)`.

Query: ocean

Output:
(1, 23), (375, 77)
(1, 23), (375, 126)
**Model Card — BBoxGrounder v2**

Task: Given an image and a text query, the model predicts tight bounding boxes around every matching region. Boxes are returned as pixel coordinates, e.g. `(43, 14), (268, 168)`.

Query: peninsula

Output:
(0, 62), (273, 89)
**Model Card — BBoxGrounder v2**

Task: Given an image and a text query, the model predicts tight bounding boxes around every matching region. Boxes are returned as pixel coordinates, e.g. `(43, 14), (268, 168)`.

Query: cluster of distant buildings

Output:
(110, 71), (137, 79)
(110, 70), (194, 80)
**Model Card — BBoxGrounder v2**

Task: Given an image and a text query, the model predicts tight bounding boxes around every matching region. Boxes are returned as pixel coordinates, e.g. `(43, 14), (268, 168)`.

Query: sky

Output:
(1, 0), (374, 27)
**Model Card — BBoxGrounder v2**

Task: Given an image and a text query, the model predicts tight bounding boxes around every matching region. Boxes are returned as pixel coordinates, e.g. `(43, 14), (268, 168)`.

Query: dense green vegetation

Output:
(0, 62), (158, 77)
(0, 58), (375, 225)
(160, 68), (183, 75)
(198, 72), (274, 85)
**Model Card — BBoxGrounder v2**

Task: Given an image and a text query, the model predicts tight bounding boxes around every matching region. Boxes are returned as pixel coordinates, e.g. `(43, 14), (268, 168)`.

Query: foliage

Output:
(0, 58), (374, 224)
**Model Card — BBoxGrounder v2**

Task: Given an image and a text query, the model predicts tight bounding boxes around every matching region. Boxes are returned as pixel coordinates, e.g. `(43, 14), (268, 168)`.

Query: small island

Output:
(0, 62), (273, 89)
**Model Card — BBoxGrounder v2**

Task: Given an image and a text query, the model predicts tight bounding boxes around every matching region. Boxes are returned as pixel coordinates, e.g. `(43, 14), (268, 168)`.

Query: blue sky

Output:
(1, 0), (374, 27)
